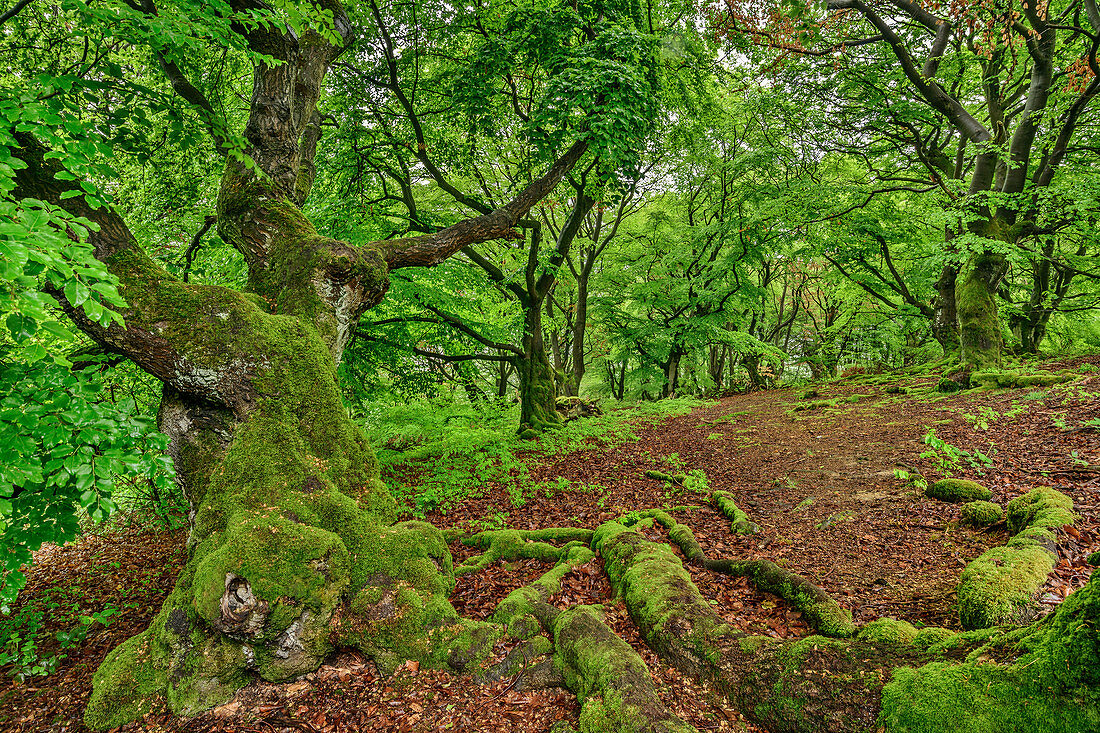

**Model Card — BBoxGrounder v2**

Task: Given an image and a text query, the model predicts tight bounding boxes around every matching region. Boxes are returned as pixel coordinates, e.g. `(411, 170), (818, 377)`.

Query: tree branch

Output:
(382, 140), (589, 270)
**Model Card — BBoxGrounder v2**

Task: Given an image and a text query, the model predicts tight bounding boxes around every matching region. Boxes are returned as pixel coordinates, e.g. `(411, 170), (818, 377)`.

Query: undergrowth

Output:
(361, 396), (713, 516)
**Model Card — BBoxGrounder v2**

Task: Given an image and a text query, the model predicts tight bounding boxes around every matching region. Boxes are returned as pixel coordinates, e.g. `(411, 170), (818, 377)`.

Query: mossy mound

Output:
(957, 487), (1075, 629)
(959, 500), (1002, 527)
(926, 479), (991, 503)
(858, 618), (918, 645)
(936, 378), (963, 393)
(1005, 487), (1074, 536)
(880, 571), (1100, 732)
(969, 370), (1075, 390)
(911, 627), (956, 649)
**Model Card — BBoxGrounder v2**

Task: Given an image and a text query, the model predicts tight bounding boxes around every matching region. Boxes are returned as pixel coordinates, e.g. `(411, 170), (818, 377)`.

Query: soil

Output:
(2, 357), (1098, 733)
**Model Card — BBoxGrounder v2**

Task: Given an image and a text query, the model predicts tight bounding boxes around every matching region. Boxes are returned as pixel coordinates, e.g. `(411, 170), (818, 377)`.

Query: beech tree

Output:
(4, 0), (647, 724)
(721, 0), (1100, 368)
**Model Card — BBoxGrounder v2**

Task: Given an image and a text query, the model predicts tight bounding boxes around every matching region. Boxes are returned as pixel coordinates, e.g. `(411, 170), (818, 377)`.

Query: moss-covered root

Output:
(554, 605), (697, 733)
(456, 528), (593, 576)
(957, 487), (1075, 629)
(594, 521), (892, 732)
(710, 491), (761, 535)
(493, 544), (597, 640)
(595, 520), (1100, 732)
(880, 572), (1100, 733)
(707, 558), (855, 638)
(647, 510), (854, 638)
(645, 469), (687, 484)
(969, 370), (1076, 390)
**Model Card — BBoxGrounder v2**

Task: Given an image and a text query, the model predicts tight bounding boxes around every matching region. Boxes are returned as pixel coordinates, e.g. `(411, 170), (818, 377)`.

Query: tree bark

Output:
(517, 295), (562, 435)
(931, 263), (959, 354)
(957, 251), (1008, 370)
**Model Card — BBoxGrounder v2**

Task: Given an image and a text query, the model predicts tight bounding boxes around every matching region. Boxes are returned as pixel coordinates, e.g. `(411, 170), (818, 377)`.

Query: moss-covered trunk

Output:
(956, 251), (1008, 369)
(518, 299), (562, 435)
(30, 10), (590, 723)
(931, 263), (960, 354)
(662, 348), (683, 398)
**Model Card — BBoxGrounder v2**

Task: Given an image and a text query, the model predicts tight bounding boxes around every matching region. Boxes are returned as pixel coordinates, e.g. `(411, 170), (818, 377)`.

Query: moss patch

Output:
(711, 491), (761, 535)
(858, 618), (918, 645)
(1005, 487), (1074, 535)
(959, 500), (1002, 528)
(957, 487), (1074, 629)
(880, 573), (1100, 732)
(926, 479), (991, 503)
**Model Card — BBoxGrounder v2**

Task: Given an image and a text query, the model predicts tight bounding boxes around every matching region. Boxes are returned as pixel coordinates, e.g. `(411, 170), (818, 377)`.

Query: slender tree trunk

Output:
(709, 345), (725, 391)
(497, 357), (512, 398)
(663, 349), (682, 398)
(570, 270), (589, 396)
(931, 264), (960, 354)
(517, 299), (561, 435)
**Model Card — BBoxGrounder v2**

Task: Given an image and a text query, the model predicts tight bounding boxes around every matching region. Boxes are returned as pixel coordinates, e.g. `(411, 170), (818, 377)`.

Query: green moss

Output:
(880, 575), (1100, 732)
(711, 491), (761, 535)
(956, 252), (1005, 370)
(456, 529), (569, 575)
(959, 500), (1003, 527)
(858, 619), (919, 645)
(493, 545), (597, 639)
(84, 631), (167, 730)
(594, 522), (728, 664)
(1005, 487), (1074, 535)
(912, 627), (956, 649)
(926, 479), (992, 503)
(192, 514), (350, 632)
(957, 543), (1053, 629)
(554, 605), (696, 733)
(970, 371), (1076, 390)
(956, 487), (1075, 629)
(791, 399), (839, 412)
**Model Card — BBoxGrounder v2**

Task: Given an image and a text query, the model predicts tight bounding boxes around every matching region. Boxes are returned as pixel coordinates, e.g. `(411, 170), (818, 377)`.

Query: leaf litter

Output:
(3, 356), (1098, 732)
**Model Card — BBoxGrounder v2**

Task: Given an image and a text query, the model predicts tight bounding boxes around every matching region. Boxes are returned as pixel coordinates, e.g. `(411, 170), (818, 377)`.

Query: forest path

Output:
(443, 378), (998, 631)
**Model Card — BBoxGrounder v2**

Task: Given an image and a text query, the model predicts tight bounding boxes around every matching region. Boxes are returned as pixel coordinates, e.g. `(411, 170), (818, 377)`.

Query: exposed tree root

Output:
(633, 509), (855, 638)
(594, 519), (1100, 733)
(710, 491), (762, 535)
(455, 528), (594, 575)
(487, 541), (697, 731)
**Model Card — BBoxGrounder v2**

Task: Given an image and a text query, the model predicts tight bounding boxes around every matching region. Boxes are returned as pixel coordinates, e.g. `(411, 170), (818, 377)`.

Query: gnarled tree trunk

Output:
(14, 7), (589, 726)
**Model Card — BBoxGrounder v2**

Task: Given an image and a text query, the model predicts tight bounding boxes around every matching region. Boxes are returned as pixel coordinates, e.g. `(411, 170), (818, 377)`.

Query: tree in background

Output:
(305, 0), (670, 432)
(721, 0), (1100, 368)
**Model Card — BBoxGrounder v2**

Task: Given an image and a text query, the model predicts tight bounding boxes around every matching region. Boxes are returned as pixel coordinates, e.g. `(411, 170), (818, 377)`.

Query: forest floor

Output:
(2, 355), (1099, 732)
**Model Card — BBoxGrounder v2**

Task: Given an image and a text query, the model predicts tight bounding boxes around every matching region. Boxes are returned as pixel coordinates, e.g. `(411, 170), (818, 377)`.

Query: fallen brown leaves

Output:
(3, 355), (1097, 732)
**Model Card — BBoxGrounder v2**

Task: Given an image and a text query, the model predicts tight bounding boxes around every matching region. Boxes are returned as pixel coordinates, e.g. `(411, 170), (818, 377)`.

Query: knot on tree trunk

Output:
(216, 573), (269, 637)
